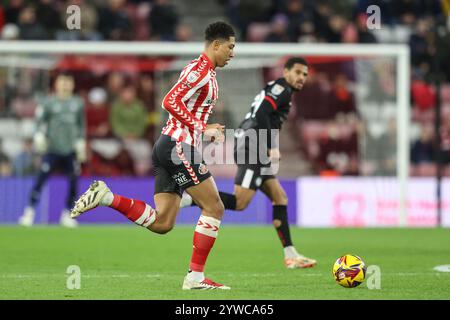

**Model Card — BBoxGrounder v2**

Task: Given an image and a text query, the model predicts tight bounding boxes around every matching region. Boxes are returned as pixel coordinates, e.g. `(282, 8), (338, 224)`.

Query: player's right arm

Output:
(161, 67), (210, 133)
(251, 87), (289, 160)
(33, 99), (49, 154)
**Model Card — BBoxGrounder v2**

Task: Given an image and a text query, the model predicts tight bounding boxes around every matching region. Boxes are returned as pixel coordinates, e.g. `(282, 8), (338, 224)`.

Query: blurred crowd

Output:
(0, 69), (160, 177)
(0, 0), (191, 42)
(1, 0), (450, 177)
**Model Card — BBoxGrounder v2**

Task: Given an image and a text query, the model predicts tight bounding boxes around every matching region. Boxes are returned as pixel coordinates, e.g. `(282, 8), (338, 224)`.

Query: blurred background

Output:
(0, 0), (450, 226)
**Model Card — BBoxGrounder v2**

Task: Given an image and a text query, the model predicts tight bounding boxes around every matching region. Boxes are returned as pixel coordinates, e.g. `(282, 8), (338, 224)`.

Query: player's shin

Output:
(109, 194), (157, 228)
(187, 215), (221, 281)
(273, 205), (294, 248)
(181, 192), (237, 210)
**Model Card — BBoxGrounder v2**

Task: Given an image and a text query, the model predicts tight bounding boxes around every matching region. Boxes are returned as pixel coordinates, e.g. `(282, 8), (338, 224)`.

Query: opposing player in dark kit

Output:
(181, 57), (317, 269)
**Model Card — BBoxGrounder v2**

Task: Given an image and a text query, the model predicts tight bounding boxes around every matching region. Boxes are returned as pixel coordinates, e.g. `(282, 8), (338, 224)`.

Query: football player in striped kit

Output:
(70, 22), (235, 290)
(180, 57), (317, 269)
(18, 72), (86, 228)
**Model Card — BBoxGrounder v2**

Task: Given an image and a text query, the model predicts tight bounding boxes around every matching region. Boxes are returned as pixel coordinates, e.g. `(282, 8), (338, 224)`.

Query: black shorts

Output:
(234, 164), (276, 190)
(152, 134), (211, 197)
(41, 152), (79, 176)
(233, 139), (275, 190)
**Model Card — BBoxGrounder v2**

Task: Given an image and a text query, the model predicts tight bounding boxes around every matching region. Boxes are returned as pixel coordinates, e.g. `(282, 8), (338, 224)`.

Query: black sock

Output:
(189, 192), (237, 210)
(273, 205), (293, 247)
(219, 192), (237, 210)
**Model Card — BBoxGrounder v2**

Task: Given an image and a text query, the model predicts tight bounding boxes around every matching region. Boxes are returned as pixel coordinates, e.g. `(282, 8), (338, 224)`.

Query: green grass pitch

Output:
(1, 226), (449, 299)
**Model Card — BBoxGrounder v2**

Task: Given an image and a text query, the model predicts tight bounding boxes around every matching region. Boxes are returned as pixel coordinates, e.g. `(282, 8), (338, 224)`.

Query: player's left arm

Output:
(75, 97), (87, 163)
(262, 87), (291, 160)
(33, 99), (49, 154)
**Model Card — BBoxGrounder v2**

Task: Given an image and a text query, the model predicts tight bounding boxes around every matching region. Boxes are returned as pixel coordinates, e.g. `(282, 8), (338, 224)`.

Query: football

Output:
(332, 254), (366, 288)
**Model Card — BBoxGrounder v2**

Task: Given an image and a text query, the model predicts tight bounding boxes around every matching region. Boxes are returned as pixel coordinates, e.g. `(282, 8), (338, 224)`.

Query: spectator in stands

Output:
(4, 0), (25, 25)
(1, 23), (19, 40)
(17, 5), (49, 40)
(325, 14), (346, 43)
(411, 77), (436, 112)
(440, 117), (450, 165)
(294, 71), (332, 119)
(391, 0), (420, 25)
(85, 87), (111, 139)
(409, 18), (433, 70)
(297, 20), (318, 42)
(411, 124), (435, 165)
(83, 142), (136, 176)
(329, 73), (356, 117)
(148, 0), (179, 41)
(355, 13), (377, 43)
(56, 0), (101, 41)
(0, 5), (4, 31)
(137, 74), (160, 144)
(284, 0), (306, 42)
(12, 138), (38, 176)
(35, 0), (61, 39)
(98, 0), (131, 40)
(137, 74), (155, 111)
(11, 82), (37, 118)
(106, 71), (125, 103)
(264, 14), (290, 42)
(0, 139), (12, 176)
(175, 24), (193, 42)
(312, 1), (333, 42)
(232, 0), (273, 41)
(110, 84), (148, 140)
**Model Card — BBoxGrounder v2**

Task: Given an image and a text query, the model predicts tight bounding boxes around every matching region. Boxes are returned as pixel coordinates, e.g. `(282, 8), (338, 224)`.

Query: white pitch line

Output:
(1, 272), (449, 279)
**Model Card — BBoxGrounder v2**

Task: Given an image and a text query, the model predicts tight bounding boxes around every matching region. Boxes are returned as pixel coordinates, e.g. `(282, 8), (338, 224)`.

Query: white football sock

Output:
(284, 246), (300, 259)
(100, 191), (114, 206)
(187, 270), (205, 282)
(180, 193), (193, 208)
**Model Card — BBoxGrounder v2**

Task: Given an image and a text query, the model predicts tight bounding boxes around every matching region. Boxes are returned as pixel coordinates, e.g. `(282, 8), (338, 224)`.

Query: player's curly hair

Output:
(284, 57), (308, 70)
(205, 21), (235, 43)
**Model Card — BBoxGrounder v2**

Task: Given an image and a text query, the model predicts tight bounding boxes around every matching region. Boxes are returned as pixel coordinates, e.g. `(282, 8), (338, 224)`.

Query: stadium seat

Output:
(247, 23), (271, 42)
(0, 119), (20, 138)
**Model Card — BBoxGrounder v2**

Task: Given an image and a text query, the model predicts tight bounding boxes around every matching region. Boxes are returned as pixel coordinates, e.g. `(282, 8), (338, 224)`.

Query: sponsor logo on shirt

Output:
(271, 84), (285, 96)
(187, 71), (200, 83)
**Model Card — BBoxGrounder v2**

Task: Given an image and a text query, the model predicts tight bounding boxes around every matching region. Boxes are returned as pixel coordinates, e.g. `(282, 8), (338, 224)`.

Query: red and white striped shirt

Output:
(161, 53), (218, 147)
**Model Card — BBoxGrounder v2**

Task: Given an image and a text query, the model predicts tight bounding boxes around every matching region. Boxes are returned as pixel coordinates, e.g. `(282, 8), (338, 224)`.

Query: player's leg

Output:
(167, 139), (229, 290)
(19, 153), (55, 226)
(260, 178), (316, 268)
(180, 190), (237, 210)
(70, 170), (180, 234)
(60, 153), (79, 228)
(182, 176), (230, 290)
(179, 165), (258, 211)
(70, 137), (178, 233)
(233, 185), (256, 211)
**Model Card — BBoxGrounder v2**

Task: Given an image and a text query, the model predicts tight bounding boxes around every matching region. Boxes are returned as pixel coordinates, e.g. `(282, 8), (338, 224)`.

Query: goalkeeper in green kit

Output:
(18, 72), (86, 228)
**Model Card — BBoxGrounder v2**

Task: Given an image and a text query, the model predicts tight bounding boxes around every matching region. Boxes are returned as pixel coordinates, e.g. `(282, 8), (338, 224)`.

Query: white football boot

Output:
(18, 206), (35, 227)
(182, 276), (231, 290)
(70, 180), (111, 219)
(285, 255), (317, 269)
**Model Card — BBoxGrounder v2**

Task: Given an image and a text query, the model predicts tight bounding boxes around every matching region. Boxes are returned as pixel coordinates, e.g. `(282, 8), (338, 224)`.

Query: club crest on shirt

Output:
(198, 163), (209, 175)
(187, 71), (200, 83)
(271, 84), (285, 95)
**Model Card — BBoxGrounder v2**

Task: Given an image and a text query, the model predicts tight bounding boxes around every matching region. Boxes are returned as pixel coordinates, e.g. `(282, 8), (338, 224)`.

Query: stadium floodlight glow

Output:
(0, 41), (410, 226)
